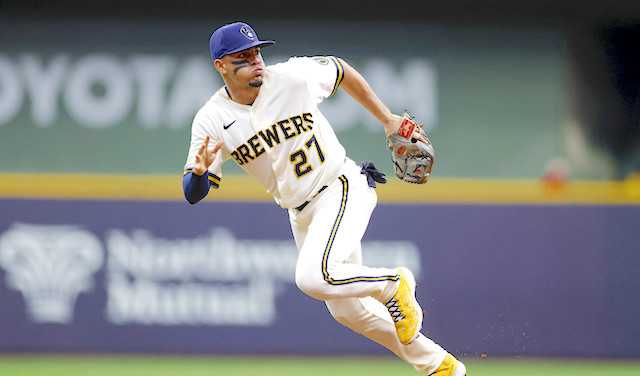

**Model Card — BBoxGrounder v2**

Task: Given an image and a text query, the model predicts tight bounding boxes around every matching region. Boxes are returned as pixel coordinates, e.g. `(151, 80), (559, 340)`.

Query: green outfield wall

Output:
(0, 19), (567, 179)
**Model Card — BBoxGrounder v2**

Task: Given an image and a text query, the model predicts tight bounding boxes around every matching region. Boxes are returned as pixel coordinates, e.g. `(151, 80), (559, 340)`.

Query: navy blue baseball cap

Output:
(209, 22), (275, 61)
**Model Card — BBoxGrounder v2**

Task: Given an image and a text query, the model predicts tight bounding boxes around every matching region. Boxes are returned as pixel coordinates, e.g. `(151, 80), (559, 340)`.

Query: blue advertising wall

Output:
(1, 198), (638, 357)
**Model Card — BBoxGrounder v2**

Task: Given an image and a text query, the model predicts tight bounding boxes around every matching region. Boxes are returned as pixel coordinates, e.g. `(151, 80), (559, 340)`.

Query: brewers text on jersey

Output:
(229, 112), (314, 166)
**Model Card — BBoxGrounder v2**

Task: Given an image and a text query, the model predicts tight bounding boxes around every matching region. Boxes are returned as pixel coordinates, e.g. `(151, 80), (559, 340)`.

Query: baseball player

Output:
(182, 22), (465, 376)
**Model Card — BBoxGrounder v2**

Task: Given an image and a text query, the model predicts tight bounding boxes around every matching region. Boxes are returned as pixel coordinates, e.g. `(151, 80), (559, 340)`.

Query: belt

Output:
(295, 185), (328, 211)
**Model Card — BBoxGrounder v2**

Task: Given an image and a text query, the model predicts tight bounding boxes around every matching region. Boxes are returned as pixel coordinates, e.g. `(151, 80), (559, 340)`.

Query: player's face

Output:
(222, 47), (265, 88)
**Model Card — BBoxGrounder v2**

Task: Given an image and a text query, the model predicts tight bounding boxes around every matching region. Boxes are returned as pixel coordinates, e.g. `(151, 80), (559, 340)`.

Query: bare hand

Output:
(193, 135), (224, 176)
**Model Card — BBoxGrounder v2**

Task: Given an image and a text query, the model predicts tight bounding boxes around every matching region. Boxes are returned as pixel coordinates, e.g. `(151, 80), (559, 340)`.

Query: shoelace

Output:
(385, 298), (405, 322)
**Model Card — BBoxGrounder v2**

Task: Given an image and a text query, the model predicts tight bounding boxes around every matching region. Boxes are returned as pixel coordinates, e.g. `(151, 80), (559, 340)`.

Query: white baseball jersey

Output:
(184, 56), (347, 209)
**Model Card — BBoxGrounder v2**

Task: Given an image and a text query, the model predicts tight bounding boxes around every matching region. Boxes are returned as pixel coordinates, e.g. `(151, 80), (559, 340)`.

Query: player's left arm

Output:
(336, 58), (434, 183)
(338, 58), (429, 144)
(337, 58), (402, 136)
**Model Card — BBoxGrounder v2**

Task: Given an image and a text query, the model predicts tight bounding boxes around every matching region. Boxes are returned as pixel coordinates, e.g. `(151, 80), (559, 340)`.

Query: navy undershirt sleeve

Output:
(182, 171), (210, 204)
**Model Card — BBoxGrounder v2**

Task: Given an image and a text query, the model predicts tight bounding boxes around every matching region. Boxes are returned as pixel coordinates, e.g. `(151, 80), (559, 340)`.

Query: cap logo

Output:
(240, 26), (255, 40)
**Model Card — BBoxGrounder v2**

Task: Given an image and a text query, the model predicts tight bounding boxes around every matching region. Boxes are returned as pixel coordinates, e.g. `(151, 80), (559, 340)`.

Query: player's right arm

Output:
(182, 135), (224, 204)
(192, 135), (224, 176)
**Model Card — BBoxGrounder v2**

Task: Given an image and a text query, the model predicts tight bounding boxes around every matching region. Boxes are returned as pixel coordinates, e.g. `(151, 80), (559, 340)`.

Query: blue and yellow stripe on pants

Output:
(321, 175), (401, 285)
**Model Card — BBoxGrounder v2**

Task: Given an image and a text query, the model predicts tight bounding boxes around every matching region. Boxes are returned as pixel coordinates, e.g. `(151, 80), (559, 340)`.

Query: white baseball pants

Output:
(288, 159), (447, 373)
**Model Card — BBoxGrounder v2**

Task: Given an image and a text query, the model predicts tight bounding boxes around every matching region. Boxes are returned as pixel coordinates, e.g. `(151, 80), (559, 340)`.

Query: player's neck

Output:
(225, 85), (260, 105)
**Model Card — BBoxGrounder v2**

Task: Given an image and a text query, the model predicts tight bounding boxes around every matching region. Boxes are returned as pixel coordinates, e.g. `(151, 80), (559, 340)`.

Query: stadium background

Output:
(0, 0), (639, 374)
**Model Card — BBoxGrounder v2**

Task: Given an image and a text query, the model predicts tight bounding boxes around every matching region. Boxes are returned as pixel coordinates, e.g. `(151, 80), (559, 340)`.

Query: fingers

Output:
(211, 140), (225, 154)
(411, 126), (431, 145)
(197, 136), (223, 166)
(197, 135), (210, 154)
(416, 134), (430, 145)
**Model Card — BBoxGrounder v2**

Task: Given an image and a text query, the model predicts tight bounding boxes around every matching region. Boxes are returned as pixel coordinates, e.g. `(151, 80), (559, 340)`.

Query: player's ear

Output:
(214, 59), (227, 75)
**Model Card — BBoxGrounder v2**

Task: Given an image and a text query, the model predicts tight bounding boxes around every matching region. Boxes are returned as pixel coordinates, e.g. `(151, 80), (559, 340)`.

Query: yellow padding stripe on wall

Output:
(0, 173), (640, 205)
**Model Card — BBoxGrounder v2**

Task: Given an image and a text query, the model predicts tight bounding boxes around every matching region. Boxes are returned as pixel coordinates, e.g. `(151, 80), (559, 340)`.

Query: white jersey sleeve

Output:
(287, 56), (345, 103)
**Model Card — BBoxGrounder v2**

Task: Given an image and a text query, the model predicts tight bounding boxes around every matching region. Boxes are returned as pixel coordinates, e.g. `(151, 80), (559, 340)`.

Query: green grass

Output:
(0, 355), (638, 376)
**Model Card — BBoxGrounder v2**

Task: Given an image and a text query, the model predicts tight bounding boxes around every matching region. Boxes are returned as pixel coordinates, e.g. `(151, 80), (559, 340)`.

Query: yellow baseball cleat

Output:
(428, 353), (466, 376)
(385, 267), (423, 344)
